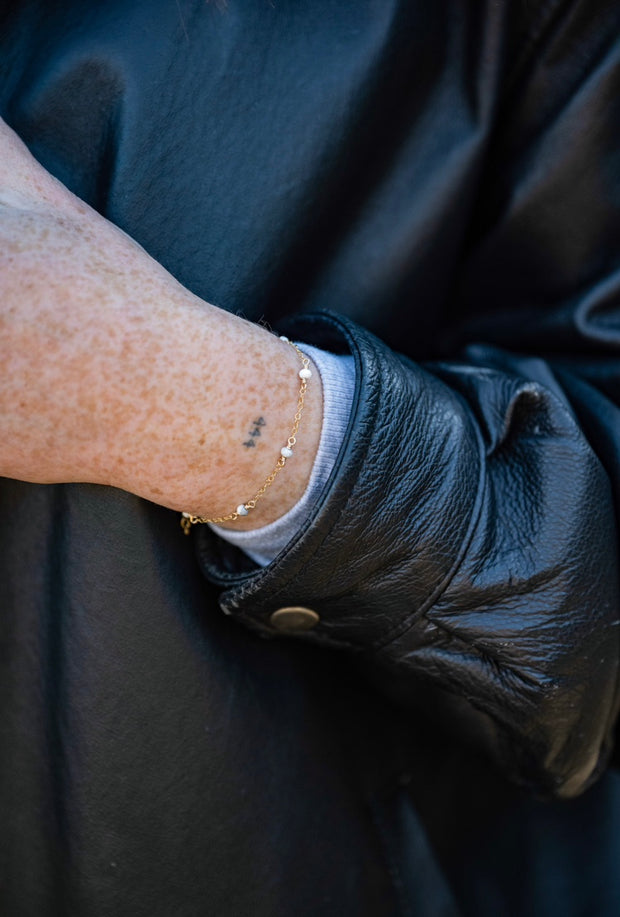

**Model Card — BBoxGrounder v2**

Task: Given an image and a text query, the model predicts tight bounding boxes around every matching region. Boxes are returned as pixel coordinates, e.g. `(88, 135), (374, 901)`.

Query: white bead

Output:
(281, 446), (293, 458)
(299, 367), (312, 380)
(279, 335), (289, 342)
(236, 504), (249, 516)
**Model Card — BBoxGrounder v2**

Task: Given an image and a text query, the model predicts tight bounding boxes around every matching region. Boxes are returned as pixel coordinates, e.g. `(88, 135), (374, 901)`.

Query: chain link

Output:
(181, 339), (311, 533)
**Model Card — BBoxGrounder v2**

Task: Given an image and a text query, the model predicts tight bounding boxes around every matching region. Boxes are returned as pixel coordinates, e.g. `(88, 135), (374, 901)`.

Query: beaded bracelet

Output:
(180, 337), (312, 534)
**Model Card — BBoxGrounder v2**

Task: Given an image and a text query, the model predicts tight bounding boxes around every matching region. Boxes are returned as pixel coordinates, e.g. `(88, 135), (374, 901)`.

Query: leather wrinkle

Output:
(502, 0), (583, 101)
(264, 5), (457, 323)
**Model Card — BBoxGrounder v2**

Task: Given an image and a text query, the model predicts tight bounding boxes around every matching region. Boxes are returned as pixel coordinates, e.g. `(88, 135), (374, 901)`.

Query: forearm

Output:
(94, 292), (323, 529)
(0, 120), (322, 527)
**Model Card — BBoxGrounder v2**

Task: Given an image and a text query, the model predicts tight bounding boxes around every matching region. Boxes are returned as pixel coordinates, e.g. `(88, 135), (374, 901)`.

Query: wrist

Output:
(103, 297), (323, 527)
(182, 339), (319, 531)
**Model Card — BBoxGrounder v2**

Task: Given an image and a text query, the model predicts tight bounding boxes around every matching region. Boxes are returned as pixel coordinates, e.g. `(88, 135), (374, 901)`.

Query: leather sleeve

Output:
(197, 0), (620, 800)
(197, 313), (619, 800)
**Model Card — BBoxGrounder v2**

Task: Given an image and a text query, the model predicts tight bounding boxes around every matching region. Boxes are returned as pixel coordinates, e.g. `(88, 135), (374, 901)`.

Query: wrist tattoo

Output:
(243, 416), (266, 448)
(181, 339), (311, 531)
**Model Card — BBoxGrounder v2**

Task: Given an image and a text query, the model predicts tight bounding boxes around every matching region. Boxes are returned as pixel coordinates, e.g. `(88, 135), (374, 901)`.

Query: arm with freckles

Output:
(0, 117), (322, 530)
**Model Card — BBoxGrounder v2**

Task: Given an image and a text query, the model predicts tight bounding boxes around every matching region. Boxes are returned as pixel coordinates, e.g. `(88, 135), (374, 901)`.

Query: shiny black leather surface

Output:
(202, 312), (619, 799)
(1, 1), (620, 914)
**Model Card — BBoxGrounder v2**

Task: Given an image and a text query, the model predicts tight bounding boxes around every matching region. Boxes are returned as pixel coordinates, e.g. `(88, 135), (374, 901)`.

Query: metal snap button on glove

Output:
(269, 607), (320, 632)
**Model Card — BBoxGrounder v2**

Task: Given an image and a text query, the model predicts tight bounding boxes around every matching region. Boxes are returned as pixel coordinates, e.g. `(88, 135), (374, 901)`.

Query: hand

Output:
(0, 118), (322, 526)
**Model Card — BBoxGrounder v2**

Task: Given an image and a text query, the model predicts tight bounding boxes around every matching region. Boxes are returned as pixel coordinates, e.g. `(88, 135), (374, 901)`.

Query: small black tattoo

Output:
(243, 416), (267, 448)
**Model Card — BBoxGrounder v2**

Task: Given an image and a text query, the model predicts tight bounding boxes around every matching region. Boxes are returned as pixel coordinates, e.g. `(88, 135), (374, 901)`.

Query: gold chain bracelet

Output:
(180, 337), (312, 534)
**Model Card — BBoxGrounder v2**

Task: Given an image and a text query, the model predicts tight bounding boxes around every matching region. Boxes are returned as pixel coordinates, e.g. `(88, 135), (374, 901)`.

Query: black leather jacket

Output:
(1, 1), (620, 915)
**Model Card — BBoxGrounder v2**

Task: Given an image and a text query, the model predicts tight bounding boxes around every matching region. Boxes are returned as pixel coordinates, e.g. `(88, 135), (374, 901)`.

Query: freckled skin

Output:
(0, 118), (323, 528)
